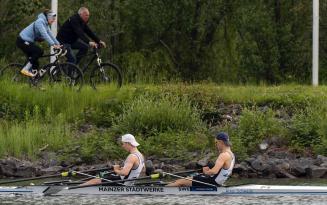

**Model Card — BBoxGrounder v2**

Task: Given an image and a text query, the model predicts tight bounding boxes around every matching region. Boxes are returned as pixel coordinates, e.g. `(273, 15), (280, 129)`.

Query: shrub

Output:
(139, 131), (207, 159)
(113, 94), (204, 136)
(234, 108), (286, 155)
(288, 106), (326, 153)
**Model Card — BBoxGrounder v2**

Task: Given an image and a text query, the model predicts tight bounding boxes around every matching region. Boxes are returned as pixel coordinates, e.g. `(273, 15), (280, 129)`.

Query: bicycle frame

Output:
(35, 48), (67, 78)
(78, 48), (103, 73)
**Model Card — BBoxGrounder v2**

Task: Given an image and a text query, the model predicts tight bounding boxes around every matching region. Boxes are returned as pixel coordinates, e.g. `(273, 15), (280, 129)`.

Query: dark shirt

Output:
(57, 13), (100, 44)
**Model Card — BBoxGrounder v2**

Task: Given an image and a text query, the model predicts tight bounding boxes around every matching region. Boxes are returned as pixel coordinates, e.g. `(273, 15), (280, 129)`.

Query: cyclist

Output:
(17, 9), (62, 77)
(57, 7), (106, 65)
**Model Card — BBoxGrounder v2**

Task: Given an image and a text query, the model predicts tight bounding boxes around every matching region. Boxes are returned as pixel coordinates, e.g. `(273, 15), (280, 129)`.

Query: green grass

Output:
(0, 116), (69, 159)
(1, 81), (327, 161)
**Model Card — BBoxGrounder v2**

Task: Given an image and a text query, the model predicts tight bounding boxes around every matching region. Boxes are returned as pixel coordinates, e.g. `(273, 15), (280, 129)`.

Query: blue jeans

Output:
(64, 40), (89, 64)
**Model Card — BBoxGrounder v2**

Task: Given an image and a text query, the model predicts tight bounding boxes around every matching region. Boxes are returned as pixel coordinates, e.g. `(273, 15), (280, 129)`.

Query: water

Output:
(1, 179), (327, 205)
(1, 195), (327, 205)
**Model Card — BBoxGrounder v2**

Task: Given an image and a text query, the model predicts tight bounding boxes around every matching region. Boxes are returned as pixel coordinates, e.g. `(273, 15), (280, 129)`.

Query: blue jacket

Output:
(19, 13), (60, 46)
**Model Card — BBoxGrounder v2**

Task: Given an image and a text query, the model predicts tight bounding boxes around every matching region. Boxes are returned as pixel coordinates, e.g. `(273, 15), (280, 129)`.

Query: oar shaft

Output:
(68, 169), (201, 190)
(0, 174), (61, 185)
(0, 167), (111, 185)
(163, 172), (217, 188)
(72, 171), (125, 186)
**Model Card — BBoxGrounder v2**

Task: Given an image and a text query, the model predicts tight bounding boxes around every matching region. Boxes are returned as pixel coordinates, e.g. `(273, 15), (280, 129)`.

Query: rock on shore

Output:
(1, 151), (327, 179)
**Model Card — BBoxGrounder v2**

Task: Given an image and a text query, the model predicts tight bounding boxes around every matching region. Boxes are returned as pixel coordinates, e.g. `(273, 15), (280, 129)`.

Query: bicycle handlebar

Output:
(53, 47), (67, 57)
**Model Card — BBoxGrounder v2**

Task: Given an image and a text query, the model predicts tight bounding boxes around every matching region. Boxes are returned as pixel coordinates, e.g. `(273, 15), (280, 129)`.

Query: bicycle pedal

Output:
(31, 69), (38, 76)
(39, 69), (47, 76)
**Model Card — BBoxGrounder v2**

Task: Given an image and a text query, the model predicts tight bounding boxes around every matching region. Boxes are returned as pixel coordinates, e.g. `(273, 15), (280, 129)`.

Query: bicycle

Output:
(77, 46), (122, 90)
(0, 48), (84, 91)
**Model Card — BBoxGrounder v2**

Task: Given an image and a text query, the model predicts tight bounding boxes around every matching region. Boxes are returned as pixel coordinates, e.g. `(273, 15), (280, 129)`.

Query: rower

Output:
(167, 132), (235, 187)
(81, 134), (145, 186)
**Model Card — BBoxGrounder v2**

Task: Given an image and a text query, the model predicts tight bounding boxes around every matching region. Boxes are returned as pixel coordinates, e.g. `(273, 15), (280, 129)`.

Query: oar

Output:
(0, 167), (111, 185)
(72, 170), (125, 186)
(43, 180), (73, 185)
(68, 169), (201, 190)
(0, 172), (75, 185)
(162, 171), (217, 187)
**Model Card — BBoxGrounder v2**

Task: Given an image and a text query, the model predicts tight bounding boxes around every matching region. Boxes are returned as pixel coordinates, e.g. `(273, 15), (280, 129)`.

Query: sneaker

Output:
(20, 69), (36, 77)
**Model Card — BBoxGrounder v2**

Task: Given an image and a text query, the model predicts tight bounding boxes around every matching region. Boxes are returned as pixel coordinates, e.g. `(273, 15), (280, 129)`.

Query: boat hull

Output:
(1, 185), (327, 195)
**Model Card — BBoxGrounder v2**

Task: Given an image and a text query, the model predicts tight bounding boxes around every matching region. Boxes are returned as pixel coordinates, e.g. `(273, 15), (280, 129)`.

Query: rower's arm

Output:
(203, 154), (227, 175)
(114, 155), (137, 176)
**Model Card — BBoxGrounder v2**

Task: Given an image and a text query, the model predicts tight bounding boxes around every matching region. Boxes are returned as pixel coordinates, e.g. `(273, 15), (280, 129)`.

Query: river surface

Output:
(1, 195), (327, 205)
(1, 178), (327, 205)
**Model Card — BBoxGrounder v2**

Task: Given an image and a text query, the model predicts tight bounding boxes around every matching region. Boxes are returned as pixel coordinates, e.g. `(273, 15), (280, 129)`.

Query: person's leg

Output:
(28, 45), (43, 70)
(80, 178), (101, 186)
(71, 40), (89, 64)
(16, 37), (32, 71)
(80, 174), (121, 186)
(64, 44), (76, 64)
(166, 177), (193, 187)
(16, 37), (43, 77)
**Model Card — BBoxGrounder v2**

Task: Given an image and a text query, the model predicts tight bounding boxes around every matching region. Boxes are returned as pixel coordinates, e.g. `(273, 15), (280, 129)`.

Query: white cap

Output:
(46, 11), (57, 20)
(121, 134), (140, 147)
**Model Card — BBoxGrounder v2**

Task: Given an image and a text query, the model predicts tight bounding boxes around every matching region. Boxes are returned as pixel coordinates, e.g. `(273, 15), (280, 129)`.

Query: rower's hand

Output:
(99, 40), (106, 48)
(113, 165), (120, 170)
(203, 166), (210, 174)
(89, 41), (98, 48)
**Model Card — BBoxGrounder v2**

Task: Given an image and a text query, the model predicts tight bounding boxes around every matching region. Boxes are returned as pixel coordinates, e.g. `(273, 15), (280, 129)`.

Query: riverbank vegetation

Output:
(1, 80), (327, 163)
(1, 1), (327, 164)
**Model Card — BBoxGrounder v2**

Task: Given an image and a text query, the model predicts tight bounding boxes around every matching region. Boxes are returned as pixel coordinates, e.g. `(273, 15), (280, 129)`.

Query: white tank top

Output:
(214, 151), (235, 185)
(121, 151), (145, 185)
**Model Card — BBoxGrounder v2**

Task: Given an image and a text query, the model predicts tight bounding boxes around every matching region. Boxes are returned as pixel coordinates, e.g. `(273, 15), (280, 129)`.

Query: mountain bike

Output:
(0, 48), (84, 91)
(78, 46), (122, 90)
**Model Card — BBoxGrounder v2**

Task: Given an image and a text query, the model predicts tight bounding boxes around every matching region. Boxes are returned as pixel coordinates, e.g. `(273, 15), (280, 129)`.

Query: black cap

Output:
(216, 132), (231, 146)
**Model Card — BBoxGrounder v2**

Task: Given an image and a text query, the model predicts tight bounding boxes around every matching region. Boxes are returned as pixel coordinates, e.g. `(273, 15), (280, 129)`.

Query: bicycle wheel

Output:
(89, 62), (122, 89)
(49, 62), (84, 91)
(0, 63), (27, 83)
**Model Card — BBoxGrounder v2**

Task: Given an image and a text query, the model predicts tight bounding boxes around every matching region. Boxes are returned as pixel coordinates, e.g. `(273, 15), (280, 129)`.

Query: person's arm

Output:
(203, 153), (229, 175)
(70, 16), (91, 44)
(113, 155), (137, 176)
(84, 24), (100, 44)
(35, 20), (56, 46)
(46, 27), (60, 45)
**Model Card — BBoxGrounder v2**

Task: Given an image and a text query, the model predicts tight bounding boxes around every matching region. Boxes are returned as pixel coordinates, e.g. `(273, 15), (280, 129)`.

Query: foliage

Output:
(234, 108), (287, 154)
(140, 131), (208, 159)
(113, 94), (204, 136)
(1, 1), (326, 84)
(2, 83), (327, 161)
(288, 106), (327, 154)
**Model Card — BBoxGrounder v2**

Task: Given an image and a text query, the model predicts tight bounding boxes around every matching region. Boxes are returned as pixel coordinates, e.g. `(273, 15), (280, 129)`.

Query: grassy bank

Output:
(0, 80), (327, 163)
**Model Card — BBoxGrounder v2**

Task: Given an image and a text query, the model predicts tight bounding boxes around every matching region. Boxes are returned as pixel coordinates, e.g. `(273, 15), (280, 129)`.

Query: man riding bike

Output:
(57, 7), (106, 65)
(17, 9), (62, 77)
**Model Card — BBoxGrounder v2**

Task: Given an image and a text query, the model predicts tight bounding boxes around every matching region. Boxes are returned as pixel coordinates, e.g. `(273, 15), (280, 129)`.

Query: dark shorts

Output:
(192, 174), (220, 187)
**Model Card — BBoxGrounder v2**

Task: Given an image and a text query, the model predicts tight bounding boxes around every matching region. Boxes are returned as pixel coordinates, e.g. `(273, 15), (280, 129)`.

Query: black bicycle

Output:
(78, 47), (122, 90)
(0, 48), (84, 91)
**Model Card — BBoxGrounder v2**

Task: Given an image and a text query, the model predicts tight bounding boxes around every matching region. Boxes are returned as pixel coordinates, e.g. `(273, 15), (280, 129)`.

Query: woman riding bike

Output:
(16, 9), (61, 77)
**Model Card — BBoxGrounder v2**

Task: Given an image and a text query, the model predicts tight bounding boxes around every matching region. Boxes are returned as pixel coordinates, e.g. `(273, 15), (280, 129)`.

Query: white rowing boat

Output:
(1, 185), (327, 195)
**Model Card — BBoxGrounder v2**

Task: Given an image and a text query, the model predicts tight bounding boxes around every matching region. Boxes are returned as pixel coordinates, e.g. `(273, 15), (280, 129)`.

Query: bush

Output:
(140, 131), (207, 159)
(288, 106), (326, 153)
(113, 94), (204, 136)
(234, 108), (286, 155)
(76, 131), (124, 163)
